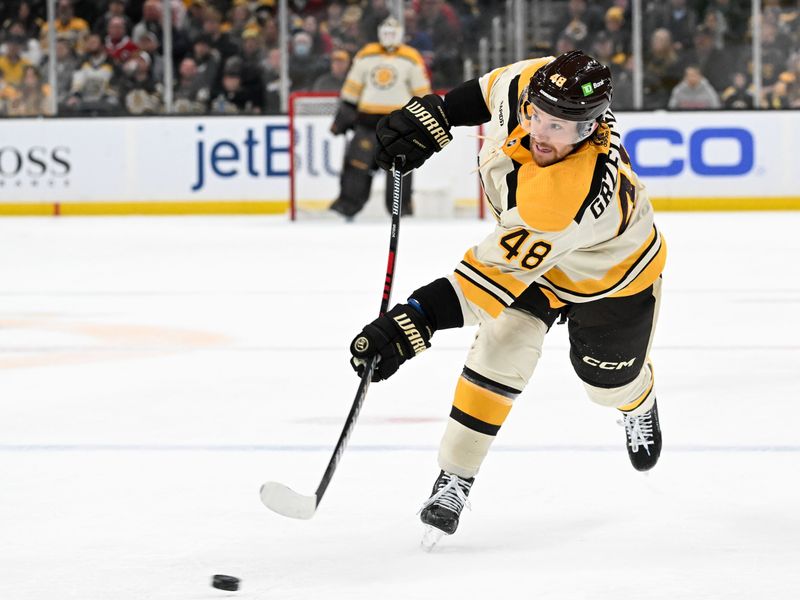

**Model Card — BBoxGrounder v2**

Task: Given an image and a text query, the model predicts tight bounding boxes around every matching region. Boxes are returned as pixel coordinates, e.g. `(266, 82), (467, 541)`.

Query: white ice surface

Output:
(1, 213), (799, 599)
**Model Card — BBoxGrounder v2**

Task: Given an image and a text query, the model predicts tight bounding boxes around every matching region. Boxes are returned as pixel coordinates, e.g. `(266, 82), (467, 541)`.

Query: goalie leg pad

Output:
(336, 127), (377, 212)
(337, 162), (373, 213)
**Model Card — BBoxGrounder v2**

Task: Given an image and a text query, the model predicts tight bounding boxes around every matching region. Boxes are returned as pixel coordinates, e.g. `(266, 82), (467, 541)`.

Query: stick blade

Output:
(260, 482), (317, 520)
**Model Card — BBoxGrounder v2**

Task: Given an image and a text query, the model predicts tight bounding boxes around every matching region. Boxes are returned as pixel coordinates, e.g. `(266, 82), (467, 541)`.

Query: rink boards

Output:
(0, 110), (798, 215)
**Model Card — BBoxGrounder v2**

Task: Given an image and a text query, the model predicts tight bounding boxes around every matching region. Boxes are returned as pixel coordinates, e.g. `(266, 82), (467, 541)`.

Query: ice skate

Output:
(418, 470), (473, 549)
(621, 399), (662, 471)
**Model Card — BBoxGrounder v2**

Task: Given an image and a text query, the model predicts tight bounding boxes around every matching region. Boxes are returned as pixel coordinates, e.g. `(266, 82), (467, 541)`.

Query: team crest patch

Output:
(370, 64), (398, 89)
(581, 83), (594, 96)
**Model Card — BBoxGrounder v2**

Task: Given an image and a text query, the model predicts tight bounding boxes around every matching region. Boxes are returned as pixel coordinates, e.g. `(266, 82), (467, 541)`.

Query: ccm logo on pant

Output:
(583, 356), (637, 370)
(393, 313), (427, 355)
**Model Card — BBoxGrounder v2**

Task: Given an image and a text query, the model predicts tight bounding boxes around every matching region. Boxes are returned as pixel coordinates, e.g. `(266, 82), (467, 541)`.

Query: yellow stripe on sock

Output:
(452, 376), (513, 427)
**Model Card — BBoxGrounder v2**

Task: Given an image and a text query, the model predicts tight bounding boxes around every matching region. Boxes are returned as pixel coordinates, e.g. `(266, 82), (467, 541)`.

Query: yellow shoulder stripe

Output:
(395, 45), (426, 65)
(355, 43), (385, 60)
(484, 66), (508, 104)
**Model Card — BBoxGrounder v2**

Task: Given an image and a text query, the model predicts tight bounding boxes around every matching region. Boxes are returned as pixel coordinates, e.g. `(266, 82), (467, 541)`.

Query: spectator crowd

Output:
(0, 0), (798, 117)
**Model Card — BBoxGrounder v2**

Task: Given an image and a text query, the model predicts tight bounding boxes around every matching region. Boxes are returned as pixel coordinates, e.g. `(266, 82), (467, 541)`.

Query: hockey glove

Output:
(350, 304), (433, 382)
(330, 101), (358, 135)
(375, 94), (453, 171)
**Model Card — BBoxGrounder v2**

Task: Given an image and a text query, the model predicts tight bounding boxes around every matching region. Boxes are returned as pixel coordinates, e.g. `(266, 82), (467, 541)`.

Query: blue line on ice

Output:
(1, 443), (798, 453)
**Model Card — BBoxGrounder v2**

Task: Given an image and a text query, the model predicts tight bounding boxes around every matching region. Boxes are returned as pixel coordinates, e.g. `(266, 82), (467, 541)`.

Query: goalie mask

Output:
(378, 17), (404, 51)
(518, 50), (612, 145)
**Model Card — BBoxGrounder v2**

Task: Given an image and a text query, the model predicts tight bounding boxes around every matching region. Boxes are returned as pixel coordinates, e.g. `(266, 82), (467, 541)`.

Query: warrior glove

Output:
(350, 304), (433, 382)
(376, 94), (453, 171)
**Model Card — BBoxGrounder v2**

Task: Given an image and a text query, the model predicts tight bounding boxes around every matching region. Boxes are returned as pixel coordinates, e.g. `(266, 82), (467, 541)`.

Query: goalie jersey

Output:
(447, 57), (666, 322)
(340, 42), (431, 120)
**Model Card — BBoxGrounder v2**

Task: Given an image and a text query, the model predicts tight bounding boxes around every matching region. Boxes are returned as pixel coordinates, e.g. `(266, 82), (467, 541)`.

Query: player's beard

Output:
(531, 140), (572, 167)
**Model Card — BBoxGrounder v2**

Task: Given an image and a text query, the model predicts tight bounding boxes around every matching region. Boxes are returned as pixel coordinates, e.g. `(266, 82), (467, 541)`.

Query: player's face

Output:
(526, 107), (583, 167)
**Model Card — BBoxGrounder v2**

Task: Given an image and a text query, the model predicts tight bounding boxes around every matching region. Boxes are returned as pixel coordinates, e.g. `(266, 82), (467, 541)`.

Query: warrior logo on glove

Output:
(375, 94), (454, 171)
(405, 100), (452, 150)
(353, 336), (370, 353)
(350, 304), (433, 382)
(393, 313), (427, 354)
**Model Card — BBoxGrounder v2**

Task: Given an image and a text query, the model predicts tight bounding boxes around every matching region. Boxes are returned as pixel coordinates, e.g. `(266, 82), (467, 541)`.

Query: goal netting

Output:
(289, 92), (485, 220)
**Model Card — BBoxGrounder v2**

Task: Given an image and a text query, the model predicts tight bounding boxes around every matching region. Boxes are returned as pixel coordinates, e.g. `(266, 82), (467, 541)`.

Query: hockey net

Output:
(289, 91), (485, 220)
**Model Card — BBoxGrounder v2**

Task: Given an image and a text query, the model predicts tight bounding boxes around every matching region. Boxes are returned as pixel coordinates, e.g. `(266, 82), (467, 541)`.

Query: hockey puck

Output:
(211, 574), (240, 591)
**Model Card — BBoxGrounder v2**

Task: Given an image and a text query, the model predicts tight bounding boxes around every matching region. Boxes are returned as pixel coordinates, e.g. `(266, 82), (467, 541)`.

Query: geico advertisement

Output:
(0, 112), (796, 203)
(615, 111), (796, 197)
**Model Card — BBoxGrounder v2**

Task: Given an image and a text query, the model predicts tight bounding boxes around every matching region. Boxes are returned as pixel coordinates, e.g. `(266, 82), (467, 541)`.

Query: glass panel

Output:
(757, 0), (799, 109)
(4, 0), (795, 119)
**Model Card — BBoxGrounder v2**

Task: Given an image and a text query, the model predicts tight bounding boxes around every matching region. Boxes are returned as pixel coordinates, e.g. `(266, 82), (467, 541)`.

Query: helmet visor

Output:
(518, 87), (596, 145)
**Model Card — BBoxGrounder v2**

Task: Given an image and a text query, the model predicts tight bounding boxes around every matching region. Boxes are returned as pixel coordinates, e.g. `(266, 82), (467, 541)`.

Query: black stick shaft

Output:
(314, 156), (405, 504)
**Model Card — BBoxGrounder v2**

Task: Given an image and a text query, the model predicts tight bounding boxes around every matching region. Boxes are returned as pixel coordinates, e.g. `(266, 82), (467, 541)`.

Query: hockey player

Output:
(329, 16), (431, 218)
(348, 51), (666, 542)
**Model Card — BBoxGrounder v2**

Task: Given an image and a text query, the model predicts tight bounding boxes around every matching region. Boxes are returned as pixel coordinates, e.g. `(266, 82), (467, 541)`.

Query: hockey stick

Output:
(260, 155), (406, 519)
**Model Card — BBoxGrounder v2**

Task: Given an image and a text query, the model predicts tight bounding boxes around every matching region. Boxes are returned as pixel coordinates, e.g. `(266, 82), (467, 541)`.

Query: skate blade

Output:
(421, 525), (447, 552)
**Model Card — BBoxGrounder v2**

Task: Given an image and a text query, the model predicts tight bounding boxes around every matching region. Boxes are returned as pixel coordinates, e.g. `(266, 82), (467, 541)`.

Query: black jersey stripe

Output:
(455, 265), (513, 307)
(450, 405), (501, 436)
(541, 228), (662, 299)
(617, 190), (631, 237)
(478, 170), (501, 220)
(619, 144), (632, 166)
(574, 153), (611, 224)
(457, 260), (515, 303)
(506, 164), (521, 211)
(505, 74), (522, 211)
(507, 75), (520, 132)
(462, 367), (522, 397)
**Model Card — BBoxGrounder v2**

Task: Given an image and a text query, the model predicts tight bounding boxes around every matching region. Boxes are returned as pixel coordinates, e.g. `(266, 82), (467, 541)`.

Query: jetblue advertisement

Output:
(0, 112), (796, 210)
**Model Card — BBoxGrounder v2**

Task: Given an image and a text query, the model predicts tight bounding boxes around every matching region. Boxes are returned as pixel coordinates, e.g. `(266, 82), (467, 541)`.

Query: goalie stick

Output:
(260, 156), (406, 519)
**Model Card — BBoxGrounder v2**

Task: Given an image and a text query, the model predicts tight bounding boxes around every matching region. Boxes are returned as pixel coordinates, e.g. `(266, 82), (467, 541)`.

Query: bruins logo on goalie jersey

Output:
(370, 64), (398, 89)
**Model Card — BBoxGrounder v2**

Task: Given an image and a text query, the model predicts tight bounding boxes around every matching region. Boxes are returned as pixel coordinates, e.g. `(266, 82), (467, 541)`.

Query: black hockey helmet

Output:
(523, 50), (612, 122)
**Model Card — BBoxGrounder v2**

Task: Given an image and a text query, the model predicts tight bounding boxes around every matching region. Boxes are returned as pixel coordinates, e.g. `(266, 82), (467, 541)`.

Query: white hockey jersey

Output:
(449, 57), (666, 322)
(340, 42), (432, 115)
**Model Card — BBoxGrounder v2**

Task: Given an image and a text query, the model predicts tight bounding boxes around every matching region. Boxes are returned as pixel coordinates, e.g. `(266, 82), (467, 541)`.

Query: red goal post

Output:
(288, 91), (485, 220)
